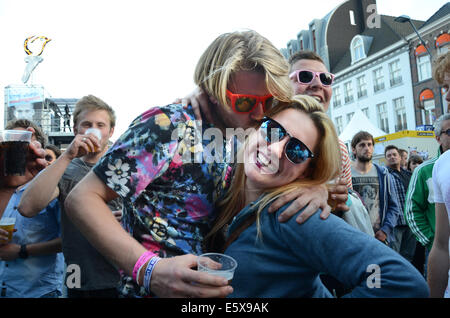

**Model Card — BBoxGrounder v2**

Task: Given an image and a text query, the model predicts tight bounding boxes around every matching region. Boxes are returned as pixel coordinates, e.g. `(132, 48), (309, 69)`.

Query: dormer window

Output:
(352, 37), (365, 63)
(350, 35), (372, 64)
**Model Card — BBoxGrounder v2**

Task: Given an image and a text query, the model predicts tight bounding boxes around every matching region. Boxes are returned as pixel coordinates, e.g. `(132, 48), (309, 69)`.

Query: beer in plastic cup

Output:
(85, 128), (101, 152)
(197, 253), (237, 282)
(0, 217), (16, 243)
(1, 130), (32, 176)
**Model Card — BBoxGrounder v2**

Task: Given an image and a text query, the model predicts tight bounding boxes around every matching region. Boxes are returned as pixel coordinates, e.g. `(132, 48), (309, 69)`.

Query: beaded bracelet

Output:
(133, 251), (156, 283)
(144, 256), (161, 294)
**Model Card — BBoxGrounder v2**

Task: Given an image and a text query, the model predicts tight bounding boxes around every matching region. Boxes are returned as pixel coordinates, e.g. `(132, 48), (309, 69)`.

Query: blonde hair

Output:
(432, 53), (450, 85)
(193, 30), (293, 111)
(72, 95), (116, 129)
(208, 95), (341, 244)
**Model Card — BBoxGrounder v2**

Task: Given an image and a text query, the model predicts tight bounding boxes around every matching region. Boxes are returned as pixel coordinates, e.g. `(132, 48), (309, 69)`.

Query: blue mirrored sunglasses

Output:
(260, 117), (314, 164)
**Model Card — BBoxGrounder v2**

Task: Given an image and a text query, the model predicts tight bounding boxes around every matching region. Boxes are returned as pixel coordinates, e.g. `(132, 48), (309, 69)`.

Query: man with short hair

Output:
(398, 148), (408, 170)
(19, 95), (122, 298)
(384, 145), (415, 261)
(405, 52), (450, 279)
(351, 131), (400, 244)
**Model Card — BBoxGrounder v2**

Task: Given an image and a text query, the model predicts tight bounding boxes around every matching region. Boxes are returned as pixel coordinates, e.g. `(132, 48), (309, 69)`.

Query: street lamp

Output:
(394, 14), (433, 57)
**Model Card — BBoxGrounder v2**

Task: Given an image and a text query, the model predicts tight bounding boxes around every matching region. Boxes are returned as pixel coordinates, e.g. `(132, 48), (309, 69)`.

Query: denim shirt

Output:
(225, 198), (429, 298)
(0, 183), (64, 298)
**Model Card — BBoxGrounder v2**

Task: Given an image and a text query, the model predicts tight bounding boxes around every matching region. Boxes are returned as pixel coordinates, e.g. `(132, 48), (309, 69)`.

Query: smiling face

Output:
(290, 59), (332, 111)
(244, 108), (319, 195)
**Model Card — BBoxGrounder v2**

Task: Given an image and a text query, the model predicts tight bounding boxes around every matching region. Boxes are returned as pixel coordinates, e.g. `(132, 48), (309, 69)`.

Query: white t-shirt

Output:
(432, 150), (450, 298)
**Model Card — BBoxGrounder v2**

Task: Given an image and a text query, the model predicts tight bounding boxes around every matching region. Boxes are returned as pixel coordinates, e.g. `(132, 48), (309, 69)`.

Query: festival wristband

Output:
(133, 251), (156, 283)
(144, 256), (161, 294)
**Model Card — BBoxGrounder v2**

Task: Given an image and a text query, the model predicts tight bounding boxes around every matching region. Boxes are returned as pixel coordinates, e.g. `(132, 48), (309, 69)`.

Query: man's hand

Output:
(174, 86), (213, 123)
(268, 184), (331, 224)
(150, 254), (233, 298)
(375, 230), (387, 243)
(26, 140), (48, 177)
(63, 133), (100, 161)
(0, 243), (20, 261)
(0, 228), (14, 246)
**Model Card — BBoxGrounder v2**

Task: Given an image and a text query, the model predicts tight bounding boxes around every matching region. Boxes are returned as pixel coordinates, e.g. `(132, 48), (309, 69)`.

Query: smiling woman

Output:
(204, 95), (429, 298)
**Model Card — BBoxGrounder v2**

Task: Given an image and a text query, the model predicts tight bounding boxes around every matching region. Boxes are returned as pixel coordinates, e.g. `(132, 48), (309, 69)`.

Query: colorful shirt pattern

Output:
(93, 104), (233, 297)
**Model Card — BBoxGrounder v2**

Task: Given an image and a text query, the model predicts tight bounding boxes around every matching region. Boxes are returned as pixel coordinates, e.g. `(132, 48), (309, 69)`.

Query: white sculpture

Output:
(22, 35), (51, 84)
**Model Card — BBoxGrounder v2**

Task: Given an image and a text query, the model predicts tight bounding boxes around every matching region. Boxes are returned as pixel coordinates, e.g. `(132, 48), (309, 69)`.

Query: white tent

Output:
(338, 109), (386, 143)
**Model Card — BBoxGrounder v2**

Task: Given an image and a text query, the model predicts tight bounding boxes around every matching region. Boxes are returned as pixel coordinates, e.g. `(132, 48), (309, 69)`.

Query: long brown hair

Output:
(206, 95), (341, 249)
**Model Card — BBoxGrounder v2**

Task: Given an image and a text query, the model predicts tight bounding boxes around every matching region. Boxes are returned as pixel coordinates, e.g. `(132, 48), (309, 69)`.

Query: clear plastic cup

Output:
(197, 253), (237, 282)
(0, 217), (16, 243)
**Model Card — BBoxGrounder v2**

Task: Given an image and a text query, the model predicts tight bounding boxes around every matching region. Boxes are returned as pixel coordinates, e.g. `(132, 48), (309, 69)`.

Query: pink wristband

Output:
(133, 251), (156, 283)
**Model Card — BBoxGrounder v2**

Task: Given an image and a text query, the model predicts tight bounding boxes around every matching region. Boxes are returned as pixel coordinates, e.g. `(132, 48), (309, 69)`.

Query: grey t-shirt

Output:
(59, 158), (122, 291)
(351, 165), (381, 233)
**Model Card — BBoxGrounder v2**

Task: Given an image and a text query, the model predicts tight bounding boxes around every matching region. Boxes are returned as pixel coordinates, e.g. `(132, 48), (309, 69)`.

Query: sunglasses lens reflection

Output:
(320, 73), (333, 85)
(285, 138), (310, 164)
(235, 97), (257, 112)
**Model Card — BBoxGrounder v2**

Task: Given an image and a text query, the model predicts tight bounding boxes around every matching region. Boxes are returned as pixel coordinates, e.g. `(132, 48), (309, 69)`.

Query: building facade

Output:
(406, 3), (450, 126)
(282, 0), (449, 142)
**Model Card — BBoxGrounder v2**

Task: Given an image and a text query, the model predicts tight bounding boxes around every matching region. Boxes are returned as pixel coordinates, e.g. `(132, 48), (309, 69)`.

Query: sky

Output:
(0, 0), (447, 139)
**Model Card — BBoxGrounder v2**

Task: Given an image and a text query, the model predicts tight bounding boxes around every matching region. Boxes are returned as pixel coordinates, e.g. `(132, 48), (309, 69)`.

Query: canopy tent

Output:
(338, 109), (386, 143)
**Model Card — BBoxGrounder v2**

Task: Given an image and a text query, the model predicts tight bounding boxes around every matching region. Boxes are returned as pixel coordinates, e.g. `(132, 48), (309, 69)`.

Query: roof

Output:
(338, 109), (387, 142)
(420, 2), (450, 29)
(332, 15), (424, 73)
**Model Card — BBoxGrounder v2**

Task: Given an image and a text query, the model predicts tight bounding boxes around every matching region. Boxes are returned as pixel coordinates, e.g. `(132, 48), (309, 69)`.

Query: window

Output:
(393, 97), (407, 131)
(344, 81), (354, 103)
(352, 38), (365, 62)
(362, 107), (369, 118)
(377, 102), (389, 133)
(335, 116), (343, 135)
(422, 99), (436, 125)
(389, 60), (402, 86)
(373, 67), (385, 92)
(346, 112), (354, 124)
(417, 55), (432, 81)
(333, 87), (341, 108)
(437, 44), (448, 56)
(356, 75), (367, 98)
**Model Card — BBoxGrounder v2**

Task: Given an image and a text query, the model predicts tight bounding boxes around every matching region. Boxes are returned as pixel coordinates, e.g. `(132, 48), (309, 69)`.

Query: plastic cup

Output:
(0, 130), (32, 176)
(0, 217), (16, 243)
(197, 253), (237, 282)
(85, 128), (101, 152)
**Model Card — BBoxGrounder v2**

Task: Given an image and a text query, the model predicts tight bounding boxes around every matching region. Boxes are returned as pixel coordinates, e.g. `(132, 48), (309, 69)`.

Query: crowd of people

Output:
(0, 30), (449, 299)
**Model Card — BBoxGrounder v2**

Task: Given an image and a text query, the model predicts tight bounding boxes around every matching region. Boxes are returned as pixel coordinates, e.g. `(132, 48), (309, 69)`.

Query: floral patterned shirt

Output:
(93, 104), (233, 297)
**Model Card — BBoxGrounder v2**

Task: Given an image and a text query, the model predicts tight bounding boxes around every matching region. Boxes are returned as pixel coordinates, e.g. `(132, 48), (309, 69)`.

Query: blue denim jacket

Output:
(372, 163), (401, 240)
(0, 183), (64, 298)
(224, 198), (429, 298)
